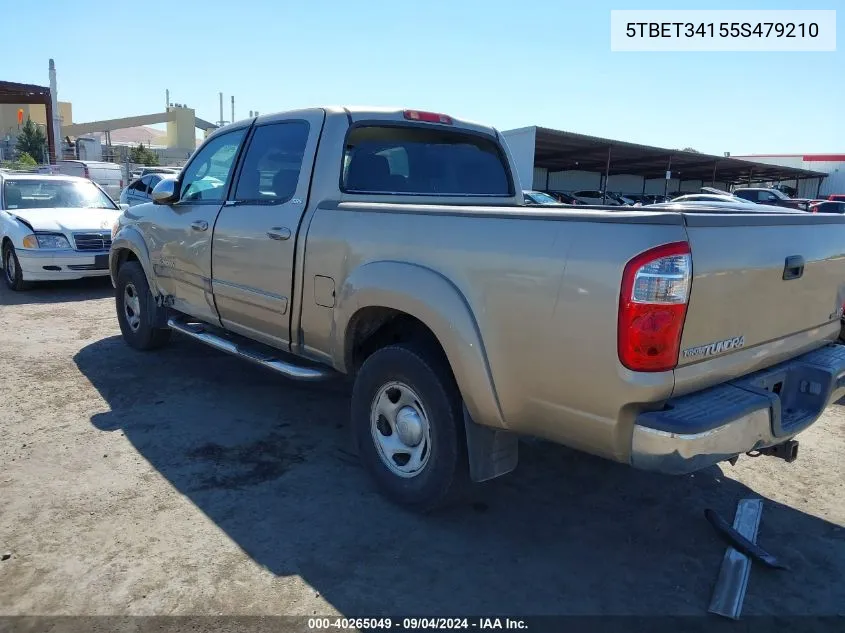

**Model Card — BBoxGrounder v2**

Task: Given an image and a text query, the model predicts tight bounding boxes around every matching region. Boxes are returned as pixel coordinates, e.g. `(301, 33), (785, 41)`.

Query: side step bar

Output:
(167, 318), (334, 382)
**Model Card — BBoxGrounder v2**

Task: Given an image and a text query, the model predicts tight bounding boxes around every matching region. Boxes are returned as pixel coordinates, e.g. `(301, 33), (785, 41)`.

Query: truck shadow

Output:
(74, 335), (845, 617)
(0, 276), (112, 306)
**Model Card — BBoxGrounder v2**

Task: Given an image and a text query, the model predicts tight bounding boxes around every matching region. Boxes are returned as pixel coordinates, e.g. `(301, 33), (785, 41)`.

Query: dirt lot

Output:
(1, 278), (844, 618)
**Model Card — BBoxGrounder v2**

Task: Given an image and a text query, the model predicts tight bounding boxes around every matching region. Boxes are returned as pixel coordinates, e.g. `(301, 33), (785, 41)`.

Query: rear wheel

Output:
(115, 261), (171, 350)
(351, 343), (467, 511)
(2, 243), (28, 291)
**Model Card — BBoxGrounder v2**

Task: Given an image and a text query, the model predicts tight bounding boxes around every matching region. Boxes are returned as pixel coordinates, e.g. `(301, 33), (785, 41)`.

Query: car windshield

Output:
(3, 179), (116, 210)
(526, 191), (559, 205)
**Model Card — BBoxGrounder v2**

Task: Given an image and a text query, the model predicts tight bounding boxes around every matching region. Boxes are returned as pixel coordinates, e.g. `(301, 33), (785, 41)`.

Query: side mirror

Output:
(118, 203), (130, 211)
(151, 177), (179, 204)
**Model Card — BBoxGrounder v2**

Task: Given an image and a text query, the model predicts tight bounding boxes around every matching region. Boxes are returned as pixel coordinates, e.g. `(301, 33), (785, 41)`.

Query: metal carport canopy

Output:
(532, 127), (827, 185)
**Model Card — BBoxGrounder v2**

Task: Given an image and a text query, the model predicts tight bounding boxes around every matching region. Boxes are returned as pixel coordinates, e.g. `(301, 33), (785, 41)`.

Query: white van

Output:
(54, 160), (124, 200)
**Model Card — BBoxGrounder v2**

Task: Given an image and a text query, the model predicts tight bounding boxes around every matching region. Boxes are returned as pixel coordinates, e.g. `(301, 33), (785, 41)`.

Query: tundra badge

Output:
(682, 336), (745, 360)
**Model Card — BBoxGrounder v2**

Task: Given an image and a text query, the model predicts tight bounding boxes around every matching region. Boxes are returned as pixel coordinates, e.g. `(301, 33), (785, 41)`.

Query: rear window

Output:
(816, 202), (845, 214)
(341, 125), (512, 197)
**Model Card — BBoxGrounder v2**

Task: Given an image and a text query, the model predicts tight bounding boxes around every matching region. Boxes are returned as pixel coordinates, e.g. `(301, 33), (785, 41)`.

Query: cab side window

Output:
(180, 129), (246, 202)
(234, 122), (309, 204)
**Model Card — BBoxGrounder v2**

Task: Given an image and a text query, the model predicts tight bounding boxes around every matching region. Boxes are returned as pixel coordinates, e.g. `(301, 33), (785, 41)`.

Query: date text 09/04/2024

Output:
(307, 617), (528, 630)
(625, 22), (819, 38)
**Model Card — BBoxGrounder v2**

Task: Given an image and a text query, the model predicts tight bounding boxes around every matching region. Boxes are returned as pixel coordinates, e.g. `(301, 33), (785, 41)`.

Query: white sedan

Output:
(0, 174), (126, 291)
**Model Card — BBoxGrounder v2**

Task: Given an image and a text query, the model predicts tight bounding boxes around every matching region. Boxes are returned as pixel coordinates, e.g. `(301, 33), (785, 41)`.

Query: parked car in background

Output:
(120, 173), (172, 207)
(544, 191), (582, 205)
(111, 105), (845, 511)
(827, 194), (845, 202)
(733, 187), (812, 211)
(572, 190), (620, 205)
(130, 166), (180, 182)
(623, 194), (647, 205)
(605, 192), (635, 206)
(671, 194), (756, 204)
(654, 198), (797, 213)
(771, 183), (798, 198)
(140, 166), (181, 177)
(53, 160), (124, 200)
(809, 200), (845, 214)
(640, 194), (671, 205)
(523, 190), (561, 205)
(0, 174), (125, 290)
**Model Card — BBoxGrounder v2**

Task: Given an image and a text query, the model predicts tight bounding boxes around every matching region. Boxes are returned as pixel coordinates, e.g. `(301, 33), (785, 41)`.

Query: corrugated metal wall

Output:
(535, 170), (728, 196)
(644, 178), (678, 194)
(732, 155), (843, 197)
(605, 175), (642, 193)
(546, 170), (603, 191)
(801, 161), (844, 196)
(500, 128), (537, 191)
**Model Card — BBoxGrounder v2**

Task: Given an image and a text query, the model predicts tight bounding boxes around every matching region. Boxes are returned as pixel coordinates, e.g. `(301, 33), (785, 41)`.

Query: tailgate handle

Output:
(783, 255), (804, 280)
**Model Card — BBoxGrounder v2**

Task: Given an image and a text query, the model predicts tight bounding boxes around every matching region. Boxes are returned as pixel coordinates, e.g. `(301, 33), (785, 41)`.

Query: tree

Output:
(129, 143), (160, 166)
(1, 152), (38, 171)
(16, 152), (37, 166)
(15, 118), (47, 163)
(681, 147), (700, 153)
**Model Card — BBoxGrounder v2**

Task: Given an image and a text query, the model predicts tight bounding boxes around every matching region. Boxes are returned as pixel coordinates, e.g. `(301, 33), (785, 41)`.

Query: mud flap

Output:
(462, 405), (518, 482)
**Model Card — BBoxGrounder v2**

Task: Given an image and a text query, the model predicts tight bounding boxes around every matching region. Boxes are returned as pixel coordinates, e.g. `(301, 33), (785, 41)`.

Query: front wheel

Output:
(3, 244), (29, 291)
(351, 344), (467, 511)
(115, 261), (171, 350)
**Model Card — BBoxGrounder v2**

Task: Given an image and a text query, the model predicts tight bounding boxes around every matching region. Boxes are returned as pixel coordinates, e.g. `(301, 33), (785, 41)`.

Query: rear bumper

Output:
(17, 249), (111, 281)
(631, 343), (845, 474)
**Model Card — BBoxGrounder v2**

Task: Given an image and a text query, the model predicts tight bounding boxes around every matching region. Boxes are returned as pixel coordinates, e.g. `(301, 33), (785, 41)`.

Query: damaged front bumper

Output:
(631, 343), (845, 474)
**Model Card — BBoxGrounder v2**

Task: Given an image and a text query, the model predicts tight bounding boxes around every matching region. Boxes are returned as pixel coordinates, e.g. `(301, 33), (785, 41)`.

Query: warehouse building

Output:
(730, 154), (845, 198)
(502, 126), (829, 199)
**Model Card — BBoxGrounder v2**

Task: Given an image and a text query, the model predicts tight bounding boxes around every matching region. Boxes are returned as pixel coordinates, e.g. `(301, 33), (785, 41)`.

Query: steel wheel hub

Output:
(123, 283), (142, 332)
(5, 251), (14, 283)
(370, 381), (432, 478)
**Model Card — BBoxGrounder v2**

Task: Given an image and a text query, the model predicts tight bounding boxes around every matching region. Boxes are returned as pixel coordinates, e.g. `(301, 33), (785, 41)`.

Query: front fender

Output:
(335, 261), (505, 430)
(1, 213), (33, 249)
(110, 226), (157, 294)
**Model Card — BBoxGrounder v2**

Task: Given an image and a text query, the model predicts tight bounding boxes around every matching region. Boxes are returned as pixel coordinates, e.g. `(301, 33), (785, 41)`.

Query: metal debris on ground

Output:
(707, 498), (763, 620)
(706, 507), (790, 571)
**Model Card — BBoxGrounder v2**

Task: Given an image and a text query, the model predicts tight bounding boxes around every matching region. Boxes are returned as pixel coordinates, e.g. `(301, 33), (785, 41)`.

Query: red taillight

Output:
(618, 242), (692, 372)
(403, 110), (453, 125)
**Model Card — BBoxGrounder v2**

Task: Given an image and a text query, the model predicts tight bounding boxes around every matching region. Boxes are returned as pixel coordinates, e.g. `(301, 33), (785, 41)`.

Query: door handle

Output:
(191, 220), (209, 231)
(267, 227), (291, 241)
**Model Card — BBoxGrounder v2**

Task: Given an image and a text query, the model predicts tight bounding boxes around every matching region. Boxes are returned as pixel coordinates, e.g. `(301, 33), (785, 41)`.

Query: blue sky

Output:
(2, 0), (841, 154)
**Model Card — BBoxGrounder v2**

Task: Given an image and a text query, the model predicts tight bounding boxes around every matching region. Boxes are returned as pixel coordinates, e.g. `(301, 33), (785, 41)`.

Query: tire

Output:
(2, 243), (29, 291)
(351, 343), (467, 511)
(115, 261), (171, 351)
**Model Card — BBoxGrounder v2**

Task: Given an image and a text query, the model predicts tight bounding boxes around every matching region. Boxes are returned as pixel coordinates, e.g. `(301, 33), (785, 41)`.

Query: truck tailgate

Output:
(678, 213), (845, 366)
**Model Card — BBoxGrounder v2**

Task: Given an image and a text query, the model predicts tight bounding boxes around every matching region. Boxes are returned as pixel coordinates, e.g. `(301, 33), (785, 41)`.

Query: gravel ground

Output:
(1, 278), (844, 618)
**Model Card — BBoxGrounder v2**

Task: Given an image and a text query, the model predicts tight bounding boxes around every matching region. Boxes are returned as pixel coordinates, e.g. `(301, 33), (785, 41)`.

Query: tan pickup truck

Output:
(110, 106), (845, 511)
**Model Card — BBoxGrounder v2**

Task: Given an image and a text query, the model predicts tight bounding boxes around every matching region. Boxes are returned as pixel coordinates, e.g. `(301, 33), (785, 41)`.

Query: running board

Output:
(167, 318), (334, 382)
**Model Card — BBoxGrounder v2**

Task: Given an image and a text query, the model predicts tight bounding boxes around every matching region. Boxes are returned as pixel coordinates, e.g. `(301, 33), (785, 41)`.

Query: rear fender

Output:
(335, 261), (505, 431)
